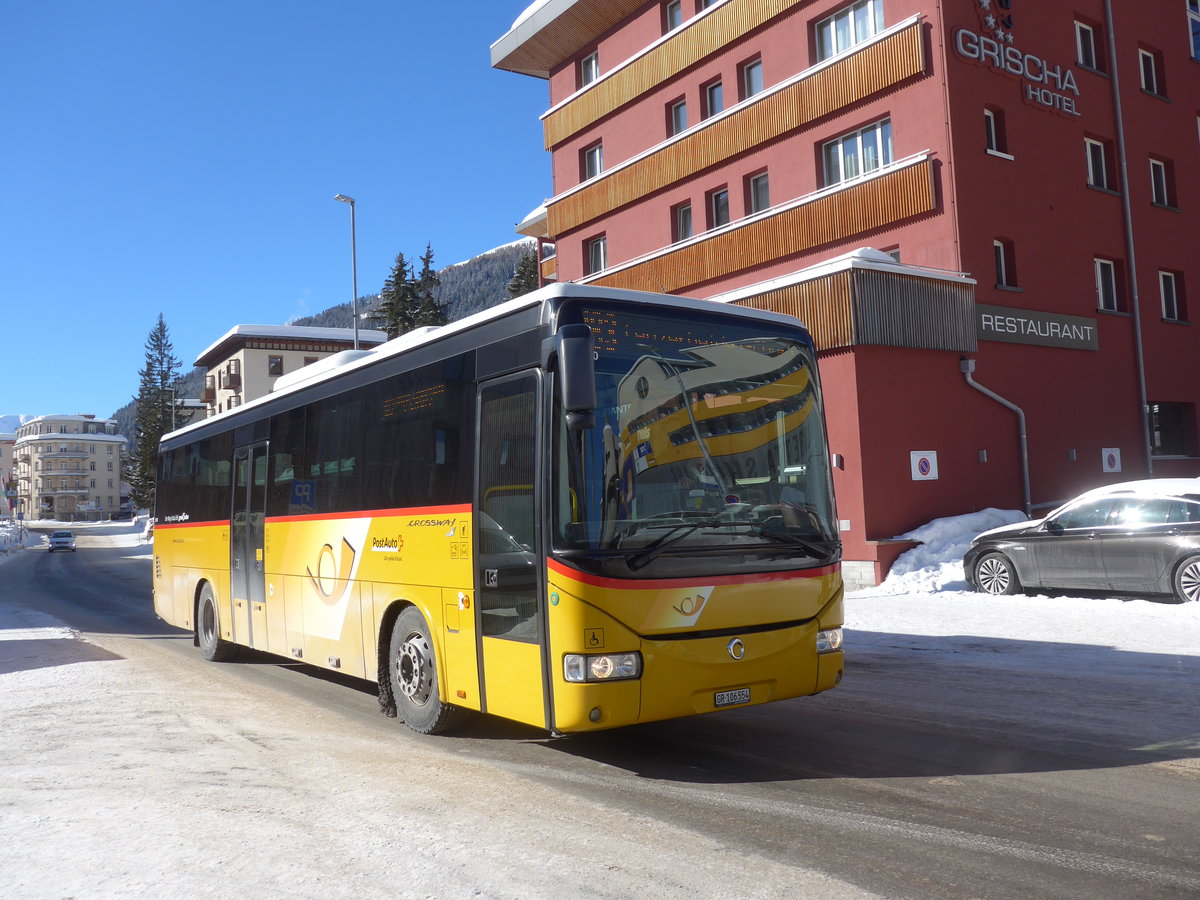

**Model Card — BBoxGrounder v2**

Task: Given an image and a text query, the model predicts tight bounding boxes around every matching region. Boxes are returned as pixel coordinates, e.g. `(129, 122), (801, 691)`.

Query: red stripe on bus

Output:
(265, 503), (471, 524)
(546, 557), (838, 590)
(154, 520), (230, 530)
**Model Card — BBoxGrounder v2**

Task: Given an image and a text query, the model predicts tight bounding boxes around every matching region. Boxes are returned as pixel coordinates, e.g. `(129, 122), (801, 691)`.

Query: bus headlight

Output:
(816, 628), (844, 653)
(563, 652), (642, 683)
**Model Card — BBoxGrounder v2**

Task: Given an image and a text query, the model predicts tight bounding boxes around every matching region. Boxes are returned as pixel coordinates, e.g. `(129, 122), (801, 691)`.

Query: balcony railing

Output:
(544, 16), (925, 236)
(583, 154), (937, 296)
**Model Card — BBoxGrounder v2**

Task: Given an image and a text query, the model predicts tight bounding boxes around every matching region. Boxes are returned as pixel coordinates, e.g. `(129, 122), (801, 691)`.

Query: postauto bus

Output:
(153, 284), (844, 734)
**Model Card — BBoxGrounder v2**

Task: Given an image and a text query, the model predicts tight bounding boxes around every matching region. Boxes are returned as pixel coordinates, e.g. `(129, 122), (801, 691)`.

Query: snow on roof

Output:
(194, 324), (388, 367)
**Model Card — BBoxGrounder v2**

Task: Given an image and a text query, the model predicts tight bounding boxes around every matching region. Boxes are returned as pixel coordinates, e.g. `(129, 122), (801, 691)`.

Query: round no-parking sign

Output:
(910, 451), (939, 481)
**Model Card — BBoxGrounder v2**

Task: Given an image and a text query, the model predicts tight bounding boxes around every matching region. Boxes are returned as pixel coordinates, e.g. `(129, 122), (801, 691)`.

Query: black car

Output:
(963, 479), (1200, 602)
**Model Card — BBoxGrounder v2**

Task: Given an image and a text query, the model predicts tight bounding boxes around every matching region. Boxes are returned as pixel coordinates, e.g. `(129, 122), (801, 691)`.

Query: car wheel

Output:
(388, 606), (466, 735)
(198, 583), (238, 662)
(1174, 556), (1200, 603)
(975, 552), (1021, 596)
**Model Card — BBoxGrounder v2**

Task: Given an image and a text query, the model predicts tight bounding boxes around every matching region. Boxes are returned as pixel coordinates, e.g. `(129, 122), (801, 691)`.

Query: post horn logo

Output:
(307, 537), (357, 606)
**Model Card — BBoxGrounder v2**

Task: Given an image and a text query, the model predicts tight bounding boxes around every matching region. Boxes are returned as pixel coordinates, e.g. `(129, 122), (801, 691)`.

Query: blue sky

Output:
(1, 1), (549, 419)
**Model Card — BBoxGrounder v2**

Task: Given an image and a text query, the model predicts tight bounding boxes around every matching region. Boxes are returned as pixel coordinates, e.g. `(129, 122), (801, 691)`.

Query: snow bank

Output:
(856, 508), (1029, 595)
(0, 522), (39, 563)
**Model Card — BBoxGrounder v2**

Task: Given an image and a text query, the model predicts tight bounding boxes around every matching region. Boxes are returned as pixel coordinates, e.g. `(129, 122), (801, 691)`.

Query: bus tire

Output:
(974, 552), (1021, 596)
(198, 583), (238, 662)
(389, 606), (466, 735)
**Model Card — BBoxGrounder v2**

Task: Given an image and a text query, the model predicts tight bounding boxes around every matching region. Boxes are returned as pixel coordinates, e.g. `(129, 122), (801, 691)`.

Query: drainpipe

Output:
(1103, 0), (1154, 476)
(961, 358), (1032, 517)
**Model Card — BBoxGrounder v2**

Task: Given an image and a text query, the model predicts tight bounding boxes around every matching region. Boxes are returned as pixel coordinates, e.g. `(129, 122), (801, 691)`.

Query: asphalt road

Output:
(8, 527), (1200, 899)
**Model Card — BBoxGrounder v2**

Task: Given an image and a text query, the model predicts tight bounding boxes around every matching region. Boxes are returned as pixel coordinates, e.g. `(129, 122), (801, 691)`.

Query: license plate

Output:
(714, 687), (751, 708)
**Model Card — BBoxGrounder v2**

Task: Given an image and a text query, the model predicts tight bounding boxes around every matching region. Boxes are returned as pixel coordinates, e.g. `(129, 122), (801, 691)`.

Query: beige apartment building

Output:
(195, 325), (387, 415)
(13, 415), (127, 521)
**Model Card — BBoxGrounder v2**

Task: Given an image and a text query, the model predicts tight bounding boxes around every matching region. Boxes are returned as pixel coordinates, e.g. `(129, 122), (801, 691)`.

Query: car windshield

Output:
(553, 302), (838, 567)
(52, 531), (72, 538)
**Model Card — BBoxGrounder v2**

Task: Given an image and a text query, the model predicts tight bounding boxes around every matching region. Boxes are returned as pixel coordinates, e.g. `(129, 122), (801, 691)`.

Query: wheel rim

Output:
(977, 556), (1011, 594)
(396, 631), (433, 706)
(1180, 561), (1200, 603)
(201, 597), (216, 644)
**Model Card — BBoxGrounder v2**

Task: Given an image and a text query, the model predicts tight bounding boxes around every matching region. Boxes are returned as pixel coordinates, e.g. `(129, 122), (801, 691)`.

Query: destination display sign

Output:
(976, 304), (1099, 351)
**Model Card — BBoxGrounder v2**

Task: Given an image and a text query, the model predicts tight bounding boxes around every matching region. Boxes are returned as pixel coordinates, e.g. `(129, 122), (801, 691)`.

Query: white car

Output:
(48, 530), (77, 552)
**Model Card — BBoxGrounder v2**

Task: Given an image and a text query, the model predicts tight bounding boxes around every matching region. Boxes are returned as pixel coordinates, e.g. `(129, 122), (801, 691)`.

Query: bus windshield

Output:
(554, 303), (838, 569)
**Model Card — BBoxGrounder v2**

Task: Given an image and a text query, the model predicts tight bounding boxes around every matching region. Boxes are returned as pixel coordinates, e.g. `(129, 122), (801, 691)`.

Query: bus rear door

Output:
(231, 442), (268, 649)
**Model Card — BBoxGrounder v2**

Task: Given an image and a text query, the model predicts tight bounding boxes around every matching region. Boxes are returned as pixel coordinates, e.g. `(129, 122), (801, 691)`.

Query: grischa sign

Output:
(954, 0), (1081, 116)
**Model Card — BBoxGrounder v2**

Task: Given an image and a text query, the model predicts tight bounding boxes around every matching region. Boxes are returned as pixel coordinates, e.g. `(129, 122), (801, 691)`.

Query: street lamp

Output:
(333, 194), (360, 350)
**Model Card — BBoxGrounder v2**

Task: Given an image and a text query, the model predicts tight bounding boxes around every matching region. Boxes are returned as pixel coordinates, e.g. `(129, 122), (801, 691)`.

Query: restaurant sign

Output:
(976, 304), (1099, 351)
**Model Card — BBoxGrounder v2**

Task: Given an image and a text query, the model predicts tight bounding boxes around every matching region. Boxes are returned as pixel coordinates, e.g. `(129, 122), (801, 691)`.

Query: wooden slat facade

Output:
(587, 158), (937, 297)
(545, 20), (926, 236)
(734, 269), (976, 353)
(542, 0), (809, 148)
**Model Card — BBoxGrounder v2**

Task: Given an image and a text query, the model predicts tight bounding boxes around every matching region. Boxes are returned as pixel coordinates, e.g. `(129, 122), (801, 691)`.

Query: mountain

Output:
(0, 414), (32, 434)
(290, 239), (535, 329)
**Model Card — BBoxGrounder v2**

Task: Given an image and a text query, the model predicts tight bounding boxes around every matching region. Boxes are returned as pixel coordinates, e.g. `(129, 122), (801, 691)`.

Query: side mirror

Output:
(551, 324), (596, 430)
(1043, 520), (1065, 536)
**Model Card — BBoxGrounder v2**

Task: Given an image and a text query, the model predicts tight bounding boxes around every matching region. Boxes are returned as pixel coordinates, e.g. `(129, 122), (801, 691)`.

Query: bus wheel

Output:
(389, 606), (465, 735)
(974, 552), (1021, 596)
(198, 584), (237, 662)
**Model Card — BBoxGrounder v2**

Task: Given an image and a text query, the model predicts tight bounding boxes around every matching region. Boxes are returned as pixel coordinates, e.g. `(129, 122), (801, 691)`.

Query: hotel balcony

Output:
(583, 154), (939, 292)
(543, 16), (924, 238)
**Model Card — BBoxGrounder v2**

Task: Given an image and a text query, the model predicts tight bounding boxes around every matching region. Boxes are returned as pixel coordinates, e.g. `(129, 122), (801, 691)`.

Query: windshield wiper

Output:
(750, 528), (840, 562)
(626, 518), (725, 570)
(626, 520), (839, 571)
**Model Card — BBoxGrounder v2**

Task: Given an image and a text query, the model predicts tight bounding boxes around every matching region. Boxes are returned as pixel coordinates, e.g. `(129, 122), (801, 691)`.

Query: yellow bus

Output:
(153, 284), (844, 734)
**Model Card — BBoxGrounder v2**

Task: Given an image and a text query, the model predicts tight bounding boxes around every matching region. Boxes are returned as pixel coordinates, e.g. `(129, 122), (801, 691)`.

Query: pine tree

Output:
(129, 314), (182, 511)
(508, 244), (541, 299)
(413, 242), (448, 328)
(368, 251), (420, 339)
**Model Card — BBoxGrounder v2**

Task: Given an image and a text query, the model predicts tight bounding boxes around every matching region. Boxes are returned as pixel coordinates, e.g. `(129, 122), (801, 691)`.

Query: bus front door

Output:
(475, 373), (549, 729)
(231, 442), (268, 649)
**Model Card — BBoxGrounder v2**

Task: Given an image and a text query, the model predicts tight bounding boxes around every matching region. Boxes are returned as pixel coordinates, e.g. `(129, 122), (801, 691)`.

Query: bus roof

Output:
(162, 283), (812, 444)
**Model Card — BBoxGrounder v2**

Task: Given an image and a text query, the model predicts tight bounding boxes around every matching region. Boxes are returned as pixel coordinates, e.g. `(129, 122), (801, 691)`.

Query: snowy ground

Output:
(1, 513), (1198, 897)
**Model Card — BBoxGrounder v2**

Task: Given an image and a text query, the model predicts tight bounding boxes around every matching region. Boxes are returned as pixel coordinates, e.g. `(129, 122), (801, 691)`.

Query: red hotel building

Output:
(493, 0), (1200, 586)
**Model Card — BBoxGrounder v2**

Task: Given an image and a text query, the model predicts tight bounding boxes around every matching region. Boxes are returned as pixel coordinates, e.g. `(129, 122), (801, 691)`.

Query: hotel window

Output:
(993, 239), (1017, 288)
(822, 119), (893, 186)
(585, 235), (607, 274)
(665, 0), (683, 32)
(708, 187), (730, 228)
(1094, 258), (1120, 311)
(1190, 1), (1200, 60)
(747, 172), (770, 214)
(1160, 270), (1185, 321)
(582, 142), (603, 181)
(1139, 48), (1164, 96)
(1085, 138), (1112, 190)
(984, 107), (1010, 156)
(579, 52), (600, 87)
(699, 0), (719, 8)
(673, 202), (693, 242)
(816, 0), (884, 61)
(703, 79), (724, 118)
(1149, 158), (1175, 207)
(1075, 21), (1101, 70)
(740, 58), (764, 100)
(669, 98), (688, 136)
(1150, 402), (1195, 456)
(268, 355), (283, 377)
